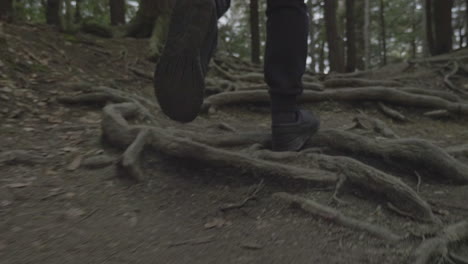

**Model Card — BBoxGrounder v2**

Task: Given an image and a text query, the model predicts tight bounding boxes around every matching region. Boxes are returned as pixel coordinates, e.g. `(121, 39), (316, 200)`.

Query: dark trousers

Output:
(216, 0), (308, 97)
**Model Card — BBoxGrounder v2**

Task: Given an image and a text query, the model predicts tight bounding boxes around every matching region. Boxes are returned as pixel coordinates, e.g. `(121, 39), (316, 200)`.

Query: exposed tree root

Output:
(274, 192), (404, 242)
(323, 78), (402, 88)
(411, 221), (468, 264)
(102, 103), (338, 185)
(219, 179), (264, 212)
(236, 82), (324, 92)
(116, 129), (149, 182)
(254, 150), (436, 223)
(351, 114), (399, 138)
(203, 87), (468, 115)
(184, 129), (468, 184)
(378, 102), (409, 122)
(400, 88), (461, 102)
(308, 130), (468, 184)
(0, 150), (44, 165)
(443, 62), (467, 95)
(446, 144), (468, 159)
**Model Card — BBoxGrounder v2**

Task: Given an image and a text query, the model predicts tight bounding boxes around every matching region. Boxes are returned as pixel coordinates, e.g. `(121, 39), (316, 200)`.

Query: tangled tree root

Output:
(203, 87), (468, 115)
(274, 192), (404, 242)
(323, 78), (402, 88)
(411, 221), (468, 264)
(253, 150), (436, 223)
(58, 82), (468, 262)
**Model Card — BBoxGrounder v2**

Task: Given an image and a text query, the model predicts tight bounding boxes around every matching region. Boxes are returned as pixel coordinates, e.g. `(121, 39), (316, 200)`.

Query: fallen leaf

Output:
(67, 155), (83, 171)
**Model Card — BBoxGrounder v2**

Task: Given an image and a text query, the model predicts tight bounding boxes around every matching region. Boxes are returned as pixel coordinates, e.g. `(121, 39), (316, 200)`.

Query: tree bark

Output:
(432, 0), (454, 55)
(324, 0), (345, 73)
(379, 0), (387, 65)
(364, 0), (371, 69)
(466, 0), (468, 47)
(74, 0), (82, 23)
(307, 0), (316, 71)
(425, 0), (435, 55)
(249, 0), (261, 64)
(0, 0), (13, 21)
(345, 0), (356, 72)
(421, 0), (429, 56)
(110, 0), (126, 26)
(355, 0), (365, 70)
(46, 0), (62, 26)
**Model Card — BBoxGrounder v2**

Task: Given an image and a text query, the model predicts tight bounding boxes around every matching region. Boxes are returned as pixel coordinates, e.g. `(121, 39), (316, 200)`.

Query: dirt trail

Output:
(1, 24), (468, 264)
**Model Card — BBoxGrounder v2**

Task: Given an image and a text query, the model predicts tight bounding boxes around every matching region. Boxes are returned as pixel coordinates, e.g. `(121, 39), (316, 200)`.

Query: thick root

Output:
(203, 87), (468, 115)
(255, 150), (437, 223)
(411, 221), (468, 264)
(274, 192), (404, 242)
(323, 78), (402, 88)
(102, 103), (338, 185)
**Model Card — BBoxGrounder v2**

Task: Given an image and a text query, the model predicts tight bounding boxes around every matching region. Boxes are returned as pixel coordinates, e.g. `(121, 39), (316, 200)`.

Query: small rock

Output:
(82, 155), (115, 169)
(240, 242), (263, 250)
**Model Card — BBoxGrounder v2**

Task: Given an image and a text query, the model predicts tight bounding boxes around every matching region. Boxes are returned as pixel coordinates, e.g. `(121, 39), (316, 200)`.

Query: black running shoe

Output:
(272, 110), (320, 152)
(154, 0), (218, 123)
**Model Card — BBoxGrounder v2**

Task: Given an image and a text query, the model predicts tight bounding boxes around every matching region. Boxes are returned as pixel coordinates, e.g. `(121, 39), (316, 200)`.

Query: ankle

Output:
(271, 95), (298, 124)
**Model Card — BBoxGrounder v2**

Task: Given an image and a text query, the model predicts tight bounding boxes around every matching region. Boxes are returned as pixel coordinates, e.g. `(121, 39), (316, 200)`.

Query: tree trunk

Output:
(110, 0), (126, 26)
(355, 0), (365, 70)
(0, 0), (13, 21)
(63, 0), (73, 32)
(324, 0), (345, 73)
(46, 0), (62, 26)
(379, 0), (387, 65)
(425, 0), (435, 55)
(307, 0), (316, 71)
(432, 0), (453, 55)
(466, 0), (468, 47)
(319, 38), (326, 73)
(364, 0), (371, 69)
(345, 0), (356, 72)
(410, 0), (417, 58)
(249, 0), (261, 64)
(75, 0), (82, 23)
(421, 0), (429, 56)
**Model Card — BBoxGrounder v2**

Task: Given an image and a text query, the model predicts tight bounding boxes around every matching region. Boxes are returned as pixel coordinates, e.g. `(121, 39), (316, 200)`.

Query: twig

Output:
(166, 235), (215, 248)
(220, 179), (264, 212)
(378, 102), (408, 122)
(414, 171), (422, 193)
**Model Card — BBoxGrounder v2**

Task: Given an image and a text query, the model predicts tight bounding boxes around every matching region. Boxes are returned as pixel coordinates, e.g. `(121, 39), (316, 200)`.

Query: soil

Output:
(1, 23), (468, 264)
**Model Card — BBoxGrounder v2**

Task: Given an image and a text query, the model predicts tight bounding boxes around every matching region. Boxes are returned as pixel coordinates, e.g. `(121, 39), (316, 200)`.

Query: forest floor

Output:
(1, 23), (468, 264)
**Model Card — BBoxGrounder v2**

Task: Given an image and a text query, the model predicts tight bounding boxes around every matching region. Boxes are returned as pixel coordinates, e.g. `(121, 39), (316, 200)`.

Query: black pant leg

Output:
(215, 0), (231, 18)
(264, 0), (308, 96)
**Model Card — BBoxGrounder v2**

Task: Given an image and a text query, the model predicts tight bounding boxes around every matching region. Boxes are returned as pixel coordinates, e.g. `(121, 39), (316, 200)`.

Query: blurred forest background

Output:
(0, 0), (463, 73)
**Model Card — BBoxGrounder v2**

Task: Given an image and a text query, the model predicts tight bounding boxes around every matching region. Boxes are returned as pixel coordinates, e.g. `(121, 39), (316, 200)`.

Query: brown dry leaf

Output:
(204, 218), (226, 229)
(67, 155), (83, 171)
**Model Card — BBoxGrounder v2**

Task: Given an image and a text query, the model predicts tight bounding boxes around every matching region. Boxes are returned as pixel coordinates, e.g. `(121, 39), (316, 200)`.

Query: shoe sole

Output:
(154, 0), (216, 123)
(272, 120), (320, 152)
